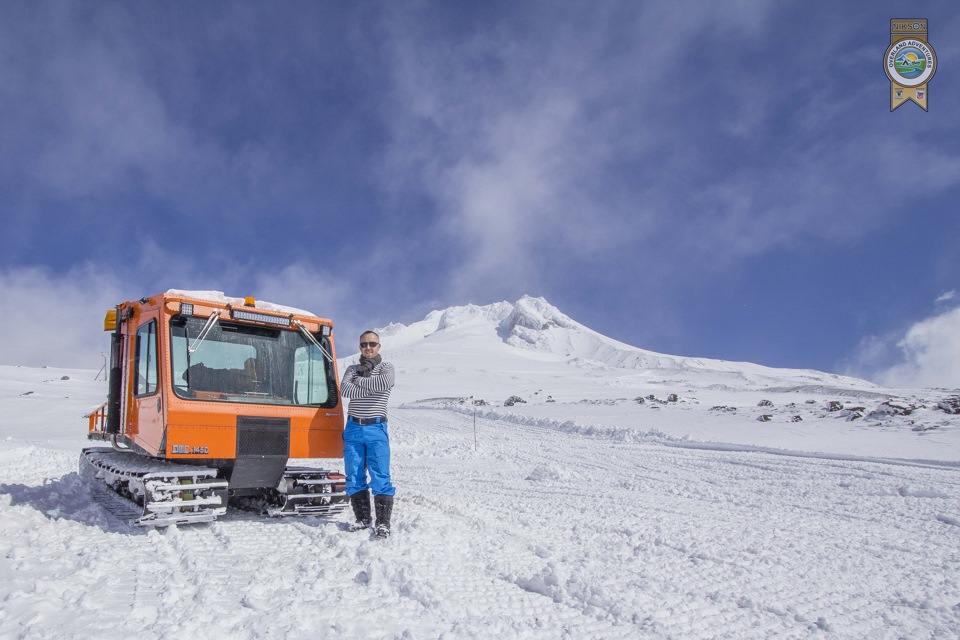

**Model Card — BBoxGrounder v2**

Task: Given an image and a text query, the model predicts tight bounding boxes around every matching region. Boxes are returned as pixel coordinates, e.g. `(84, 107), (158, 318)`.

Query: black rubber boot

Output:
(374, 494), (394, 539)
(349, 490), (372, 532)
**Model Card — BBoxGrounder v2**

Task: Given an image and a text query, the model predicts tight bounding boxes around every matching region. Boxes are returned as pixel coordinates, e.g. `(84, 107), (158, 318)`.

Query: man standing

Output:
(340, 330), (396, 538)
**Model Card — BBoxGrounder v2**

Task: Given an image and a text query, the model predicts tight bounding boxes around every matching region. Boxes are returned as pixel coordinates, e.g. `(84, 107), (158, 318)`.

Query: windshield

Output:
(170, 315), (336, 406)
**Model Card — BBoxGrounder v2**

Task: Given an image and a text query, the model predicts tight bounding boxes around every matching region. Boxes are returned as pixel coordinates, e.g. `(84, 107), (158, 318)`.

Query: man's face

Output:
(360, 333), (381, 358)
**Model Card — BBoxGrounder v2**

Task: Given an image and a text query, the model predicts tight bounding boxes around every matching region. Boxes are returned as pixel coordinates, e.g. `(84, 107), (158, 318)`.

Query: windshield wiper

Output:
(189, 312), (220, 353)
(294, 320), (333, 361)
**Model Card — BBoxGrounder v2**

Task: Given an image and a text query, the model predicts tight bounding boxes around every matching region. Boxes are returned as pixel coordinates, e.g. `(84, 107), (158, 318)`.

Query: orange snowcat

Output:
(82, 290), (348, 527)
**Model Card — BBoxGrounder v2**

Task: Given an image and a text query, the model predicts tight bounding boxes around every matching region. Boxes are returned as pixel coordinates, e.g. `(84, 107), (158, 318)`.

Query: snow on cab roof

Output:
(165, 289), (317, 318)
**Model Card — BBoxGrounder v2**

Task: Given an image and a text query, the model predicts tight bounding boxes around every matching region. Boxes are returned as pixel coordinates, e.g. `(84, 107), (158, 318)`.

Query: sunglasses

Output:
(360, 342), (379, 348)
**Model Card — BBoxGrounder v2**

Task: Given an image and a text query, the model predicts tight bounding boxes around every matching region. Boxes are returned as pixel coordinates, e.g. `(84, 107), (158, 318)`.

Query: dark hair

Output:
(360, 330), (380, 340)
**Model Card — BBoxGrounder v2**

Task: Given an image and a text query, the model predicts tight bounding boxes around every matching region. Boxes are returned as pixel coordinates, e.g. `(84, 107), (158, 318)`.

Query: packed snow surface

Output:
(2, 297), (959, 639)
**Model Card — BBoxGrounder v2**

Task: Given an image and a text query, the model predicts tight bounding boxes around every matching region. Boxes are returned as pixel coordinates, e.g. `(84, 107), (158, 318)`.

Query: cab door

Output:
(130, 316), (165, 456)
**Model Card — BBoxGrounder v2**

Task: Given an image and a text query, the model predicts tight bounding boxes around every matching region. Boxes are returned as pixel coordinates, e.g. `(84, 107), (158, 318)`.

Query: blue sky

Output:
(1, 1), (958, 388)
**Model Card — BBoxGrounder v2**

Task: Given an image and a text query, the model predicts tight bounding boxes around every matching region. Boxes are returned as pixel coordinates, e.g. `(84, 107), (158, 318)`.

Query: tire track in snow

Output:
(143, 516), (346, 638)
(389, 407), (960, 639)
(382, 490), (643, 638)
(3, 407), (959, 639)
(390, 408), (657, 637)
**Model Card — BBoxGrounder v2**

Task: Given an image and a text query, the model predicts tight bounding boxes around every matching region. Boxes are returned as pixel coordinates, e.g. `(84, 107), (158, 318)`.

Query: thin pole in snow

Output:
(473, 405), (478, 451)
(95, 353), (107, 381)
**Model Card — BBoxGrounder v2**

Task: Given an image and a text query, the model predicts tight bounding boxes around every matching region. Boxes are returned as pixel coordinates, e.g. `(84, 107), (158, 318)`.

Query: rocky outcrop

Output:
(937, 396), (960, 414)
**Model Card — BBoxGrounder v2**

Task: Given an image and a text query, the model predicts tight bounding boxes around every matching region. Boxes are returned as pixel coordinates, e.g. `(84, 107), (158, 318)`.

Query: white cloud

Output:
(0, 7), (202, 200)
(0, 265), (124, 368)
(874, 306), (960, 389)
(247, 262), (363, 354)
(378, 7), (685, 299)
(0, 259), (371, 369)
(376, 1), (960, 307)
(935, 290), (956, 306)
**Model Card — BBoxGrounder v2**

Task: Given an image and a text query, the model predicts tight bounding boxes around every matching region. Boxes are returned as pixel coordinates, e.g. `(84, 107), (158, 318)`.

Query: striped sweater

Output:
(339, 361), (395, 420)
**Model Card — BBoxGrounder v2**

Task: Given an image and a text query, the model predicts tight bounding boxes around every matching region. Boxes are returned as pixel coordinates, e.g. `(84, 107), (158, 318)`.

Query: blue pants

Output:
(342, 420), (395, 496)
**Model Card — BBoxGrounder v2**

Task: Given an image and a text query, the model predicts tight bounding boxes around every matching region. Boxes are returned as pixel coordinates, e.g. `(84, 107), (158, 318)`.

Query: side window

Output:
(135, 321), (158, 396)
(293, 343), (330, 405)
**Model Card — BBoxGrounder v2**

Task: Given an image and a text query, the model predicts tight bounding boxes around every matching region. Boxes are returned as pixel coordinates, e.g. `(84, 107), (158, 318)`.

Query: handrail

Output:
(87, 402), (108, 433)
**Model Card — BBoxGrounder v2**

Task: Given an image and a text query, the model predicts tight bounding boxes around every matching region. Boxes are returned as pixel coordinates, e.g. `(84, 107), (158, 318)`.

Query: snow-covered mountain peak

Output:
(437, 301), (513, 331)
(368, 300), (514, 351)
(363, 295), (878, 394)
(373, 296), (582, 353)
(496, 296), (584, 352)
(374, 295), (657, 366)
(499, 295), (579, 332)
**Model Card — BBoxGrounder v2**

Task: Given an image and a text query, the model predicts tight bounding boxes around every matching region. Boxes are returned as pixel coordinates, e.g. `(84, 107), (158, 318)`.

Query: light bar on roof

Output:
(230, 308), (292, 327)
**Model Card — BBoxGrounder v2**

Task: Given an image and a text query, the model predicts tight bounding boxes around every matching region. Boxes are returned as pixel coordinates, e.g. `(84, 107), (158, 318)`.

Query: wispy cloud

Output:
(0, 265), (123, 368)
(874, 306), (960, 389)
(375, 2), (960, 307)
(0, 240), (366, 367)
(2, 3), (959, 377)
(0, 5), (201, 200)
(377, 4), (694, 299)
(935, 290), (956, 306)
(847, 293), (960, 390)
(247, 262), (366, 357)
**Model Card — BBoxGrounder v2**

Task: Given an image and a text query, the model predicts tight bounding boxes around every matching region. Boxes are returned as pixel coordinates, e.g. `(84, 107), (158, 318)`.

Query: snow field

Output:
(5, 406), (957, 638)
(386, 407), (960, 638)
(1, 354), (959, 638)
